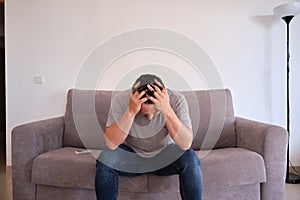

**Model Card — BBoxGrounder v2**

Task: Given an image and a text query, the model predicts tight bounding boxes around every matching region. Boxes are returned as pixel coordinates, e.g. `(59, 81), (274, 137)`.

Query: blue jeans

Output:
(95, 144), (202, 200)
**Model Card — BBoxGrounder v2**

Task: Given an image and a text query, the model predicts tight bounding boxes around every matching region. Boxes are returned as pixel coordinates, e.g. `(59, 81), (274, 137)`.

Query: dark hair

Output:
(132, 74), (165, 104)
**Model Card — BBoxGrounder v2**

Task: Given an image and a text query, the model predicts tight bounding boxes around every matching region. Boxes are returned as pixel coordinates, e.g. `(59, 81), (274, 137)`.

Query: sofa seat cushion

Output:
(198, 148), (266, 190)
(32, 147), (266, 193)
(32, 147), (97, 190)
(32, 147), (149, 193)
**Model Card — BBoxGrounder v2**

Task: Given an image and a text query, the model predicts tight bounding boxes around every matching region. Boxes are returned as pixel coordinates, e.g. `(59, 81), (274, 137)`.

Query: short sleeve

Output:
(106, 90), (130, 127)
(169, 90), (192, 129)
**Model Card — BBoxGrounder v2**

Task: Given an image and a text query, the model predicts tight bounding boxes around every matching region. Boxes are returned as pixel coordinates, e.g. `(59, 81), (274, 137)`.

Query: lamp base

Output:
(286, 172), (300, 184)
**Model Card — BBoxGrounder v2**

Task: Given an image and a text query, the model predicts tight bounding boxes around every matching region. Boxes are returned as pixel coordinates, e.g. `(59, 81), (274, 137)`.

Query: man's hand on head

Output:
(128, 90), (148, 117)
(146, 80), (172, 116)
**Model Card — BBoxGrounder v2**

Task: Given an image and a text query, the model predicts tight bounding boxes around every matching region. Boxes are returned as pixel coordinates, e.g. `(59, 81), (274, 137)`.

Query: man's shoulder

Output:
(110, 89), (131, 109)
(168, 89), (185, 101)
(112, 89), (131, 100)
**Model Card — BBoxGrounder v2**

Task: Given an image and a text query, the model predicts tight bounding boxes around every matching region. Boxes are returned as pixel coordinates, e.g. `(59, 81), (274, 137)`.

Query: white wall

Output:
(5, 0), (300, 166)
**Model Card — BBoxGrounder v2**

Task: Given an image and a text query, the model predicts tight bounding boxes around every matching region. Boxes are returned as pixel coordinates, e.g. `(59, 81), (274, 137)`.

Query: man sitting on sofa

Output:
(95, 74), (203, 200)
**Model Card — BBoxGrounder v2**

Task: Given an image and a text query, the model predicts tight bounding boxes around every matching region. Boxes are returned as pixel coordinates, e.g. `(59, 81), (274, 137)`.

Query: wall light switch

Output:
(34, 75), (44, 84)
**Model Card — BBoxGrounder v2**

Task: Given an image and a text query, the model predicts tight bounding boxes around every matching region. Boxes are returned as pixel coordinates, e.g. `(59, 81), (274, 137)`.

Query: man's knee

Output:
(96, 160), (115, 173)
(180, 149), (200, 167)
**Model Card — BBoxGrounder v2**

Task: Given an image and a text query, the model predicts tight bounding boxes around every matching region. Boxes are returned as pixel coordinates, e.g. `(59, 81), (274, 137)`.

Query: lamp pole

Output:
(282, 15), (300, 184)
(273, 1), (300, 184)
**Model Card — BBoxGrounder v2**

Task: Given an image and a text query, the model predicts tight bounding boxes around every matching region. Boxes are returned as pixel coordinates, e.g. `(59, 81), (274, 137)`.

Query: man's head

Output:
(132, 74), (165, 104)
(132, 74), (165, 119)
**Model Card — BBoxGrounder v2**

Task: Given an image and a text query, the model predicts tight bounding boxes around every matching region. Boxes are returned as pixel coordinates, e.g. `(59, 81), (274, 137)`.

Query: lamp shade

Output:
(273, 1), (300, 18)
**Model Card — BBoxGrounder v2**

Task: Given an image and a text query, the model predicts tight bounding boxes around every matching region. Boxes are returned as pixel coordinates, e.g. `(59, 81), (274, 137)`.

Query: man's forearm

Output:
(105, 108), (135, 150)
(164, 109), (193, 150)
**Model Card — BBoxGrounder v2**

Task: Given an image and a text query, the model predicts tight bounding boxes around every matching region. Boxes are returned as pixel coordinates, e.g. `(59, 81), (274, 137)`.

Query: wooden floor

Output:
(0, 131), (13, 200)
(0, 166), (12, 200)
(286, 183), (300, 200)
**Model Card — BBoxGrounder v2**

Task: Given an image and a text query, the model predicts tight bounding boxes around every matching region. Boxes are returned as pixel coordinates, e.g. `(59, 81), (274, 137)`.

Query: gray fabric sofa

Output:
(12, 89), (288, 200)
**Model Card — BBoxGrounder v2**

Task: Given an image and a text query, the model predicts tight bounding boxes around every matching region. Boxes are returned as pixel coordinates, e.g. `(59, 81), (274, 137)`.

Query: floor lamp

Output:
(273, 1), (300, 184)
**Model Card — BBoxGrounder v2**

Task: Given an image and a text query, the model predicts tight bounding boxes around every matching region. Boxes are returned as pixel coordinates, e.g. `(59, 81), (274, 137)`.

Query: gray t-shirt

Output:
(106, 89), (192, 157)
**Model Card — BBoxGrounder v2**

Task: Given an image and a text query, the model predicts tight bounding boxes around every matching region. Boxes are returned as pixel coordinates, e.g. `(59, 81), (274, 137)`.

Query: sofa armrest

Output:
(235, 117), (288, 200)
(12, 116), (65, 200)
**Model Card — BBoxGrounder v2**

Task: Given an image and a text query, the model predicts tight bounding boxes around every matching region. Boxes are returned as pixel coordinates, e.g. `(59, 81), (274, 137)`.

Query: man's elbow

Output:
(179, 130), (193, 150)
(106, 142), (118, 150)
(104, 136), (119, 150)
(179, 141), (192, 151)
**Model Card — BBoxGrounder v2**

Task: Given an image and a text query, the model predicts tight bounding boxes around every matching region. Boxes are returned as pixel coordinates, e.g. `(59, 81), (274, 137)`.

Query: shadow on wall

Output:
(252, 15), (281, 123)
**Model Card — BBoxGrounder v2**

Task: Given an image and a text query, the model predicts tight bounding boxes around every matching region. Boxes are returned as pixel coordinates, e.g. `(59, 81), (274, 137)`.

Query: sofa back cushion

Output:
(64, 89), (112, 149)
(183, 89), (236, 150)
(63, 89), (236, 150)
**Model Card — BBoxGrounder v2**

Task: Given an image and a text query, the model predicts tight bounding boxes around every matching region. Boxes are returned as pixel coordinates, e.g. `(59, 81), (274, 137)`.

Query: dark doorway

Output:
(0, 2), (6, 170)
